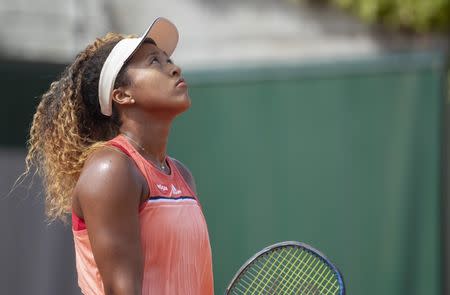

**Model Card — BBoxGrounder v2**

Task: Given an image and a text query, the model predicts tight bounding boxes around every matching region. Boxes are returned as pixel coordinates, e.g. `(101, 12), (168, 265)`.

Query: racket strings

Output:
(229, 246), (341, 295)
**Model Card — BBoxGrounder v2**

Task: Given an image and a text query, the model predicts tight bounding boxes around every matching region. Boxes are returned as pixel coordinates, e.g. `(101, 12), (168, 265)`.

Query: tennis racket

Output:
(225, 241), (345, 295)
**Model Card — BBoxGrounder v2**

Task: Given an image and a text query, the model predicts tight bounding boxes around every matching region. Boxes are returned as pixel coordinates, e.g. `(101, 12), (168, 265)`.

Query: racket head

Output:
(225, 241), (345, 295)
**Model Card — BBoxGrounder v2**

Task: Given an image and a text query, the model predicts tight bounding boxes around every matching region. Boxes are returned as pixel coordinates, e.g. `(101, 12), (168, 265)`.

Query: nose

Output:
(169, 63), (181, 77)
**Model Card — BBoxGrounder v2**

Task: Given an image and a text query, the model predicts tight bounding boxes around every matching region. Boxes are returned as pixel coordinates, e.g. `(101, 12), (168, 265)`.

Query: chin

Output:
(178, 93), (191, 108)
(171, 94), (191, 115)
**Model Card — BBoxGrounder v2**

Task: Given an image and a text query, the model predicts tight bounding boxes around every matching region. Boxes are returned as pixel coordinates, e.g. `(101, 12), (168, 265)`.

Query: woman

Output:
(25, 17), (214, 295)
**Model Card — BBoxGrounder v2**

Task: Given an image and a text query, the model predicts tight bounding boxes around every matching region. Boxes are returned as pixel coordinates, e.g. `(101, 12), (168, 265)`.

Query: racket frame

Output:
(225, 241), (345, 295)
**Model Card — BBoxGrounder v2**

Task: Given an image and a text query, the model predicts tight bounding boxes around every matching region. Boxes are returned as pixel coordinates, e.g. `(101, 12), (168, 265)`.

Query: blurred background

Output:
(0, 0), (448, 294)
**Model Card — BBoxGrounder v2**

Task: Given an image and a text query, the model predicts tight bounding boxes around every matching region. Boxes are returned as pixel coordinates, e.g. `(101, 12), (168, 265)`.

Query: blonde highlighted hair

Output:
(25, 32), (132, 221)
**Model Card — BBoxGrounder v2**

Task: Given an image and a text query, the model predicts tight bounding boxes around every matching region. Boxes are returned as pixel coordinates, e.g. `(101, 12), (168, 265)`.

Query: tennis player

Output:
(25, 17), (214, 294)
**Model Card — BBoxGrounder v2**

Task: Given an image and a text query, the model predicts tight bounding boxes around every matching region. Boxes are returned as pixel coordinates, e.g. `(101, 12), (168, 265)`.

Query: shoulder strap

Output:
(106, 136), (151, 201)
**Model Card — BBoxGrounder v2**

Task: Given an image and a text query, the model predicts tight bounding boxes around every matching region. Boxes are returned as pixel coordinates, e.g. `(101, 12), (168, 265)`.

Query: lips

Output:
(175, 78), (187, 88)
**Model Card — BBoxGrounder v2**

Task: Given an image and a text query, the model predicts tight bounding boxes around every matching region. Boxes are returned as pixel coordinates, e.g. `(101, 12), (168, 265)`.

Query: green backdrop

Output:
(0, 52), (446, 294)
(168, 52), (447, 294)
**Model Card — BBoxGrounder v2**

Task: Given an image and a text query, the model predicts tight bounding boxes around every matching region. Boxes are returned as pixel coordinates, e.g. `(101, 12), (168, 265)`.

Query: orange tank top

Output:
(72, 135), (214, 295)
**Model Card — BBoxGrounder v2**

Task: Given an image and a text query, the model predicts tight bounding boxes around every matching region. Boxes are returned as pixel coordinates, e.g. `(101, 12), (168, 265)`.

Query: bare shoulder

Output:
(171, 158), (198, 195)
(73, 146), (145, 218)
(72, 147), (145, 291)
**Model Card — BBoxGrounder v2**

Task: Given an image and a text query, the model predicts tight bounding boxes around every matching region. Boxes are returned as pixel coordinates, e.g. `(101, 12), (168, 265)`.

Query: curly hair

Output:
(24, 32), (133, 221)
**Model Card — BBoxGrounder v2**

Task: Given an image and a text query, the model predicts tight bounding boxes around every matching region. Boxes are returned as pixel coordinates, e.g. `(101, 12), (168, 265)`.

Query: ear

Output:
(111, 87), (134, 106)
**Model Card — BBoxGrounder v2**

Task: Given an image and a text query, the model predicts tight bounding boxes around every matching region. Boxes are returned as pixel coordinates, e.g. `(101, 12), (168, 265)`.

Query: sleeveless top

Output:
(72, 134), (214, 295)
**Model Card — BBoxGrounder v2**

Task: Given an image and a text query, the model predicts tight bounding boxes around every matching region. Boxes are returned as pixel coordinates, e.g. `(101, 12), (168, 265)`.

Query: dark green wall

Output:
(168, 53), (446, 294)
(0, 60), (66, 146)
(0, 52), (446, 294)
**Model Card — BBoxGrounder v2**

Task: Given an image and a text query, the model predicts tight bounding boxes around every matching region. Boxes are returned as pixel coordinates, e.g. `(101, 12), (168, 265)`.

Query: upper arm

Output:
(172, 158), (198, 195)
(73, 148), (144, 295)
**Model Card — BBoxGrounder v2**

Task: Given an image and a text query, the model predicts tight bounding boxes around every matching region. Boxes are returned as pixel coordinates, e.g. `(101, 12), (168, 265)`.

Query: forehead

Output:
(127, 42), (168, 65)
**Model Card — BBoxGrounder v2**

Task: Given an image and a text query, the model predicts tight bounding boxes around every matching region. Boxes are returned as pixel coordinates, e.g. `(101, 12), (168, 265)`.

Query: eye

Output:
(167, 59), (173, 64)
(150, 57), (160, 64)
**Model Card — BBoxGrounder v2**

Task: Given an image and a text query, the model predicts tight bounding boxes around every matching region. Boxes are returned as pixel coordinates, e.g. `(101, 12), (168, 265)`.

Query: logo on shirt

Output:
(156, 184), (168, 192)
(171, 184), (182, 195)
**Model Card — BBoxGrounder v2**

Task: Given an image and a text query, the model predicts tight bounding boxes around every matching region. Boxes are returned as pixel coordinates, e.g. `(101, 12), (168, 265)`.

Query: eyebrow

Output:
(147, 50), (159, 57)
(146, 50), (171, 61)
(141, 39), (170, 59)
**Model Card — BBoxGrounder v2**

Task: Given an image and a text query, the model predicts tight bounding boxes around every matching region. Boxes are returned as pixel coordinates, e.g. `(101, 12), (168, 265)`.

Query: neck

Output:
(119, 113), (173, 164)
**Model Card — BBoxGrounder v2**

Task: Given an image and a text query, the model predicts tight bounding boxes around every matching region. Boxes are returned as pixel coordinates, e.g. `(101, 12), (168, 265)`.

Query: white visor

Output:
(98, 17), (179, 116)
